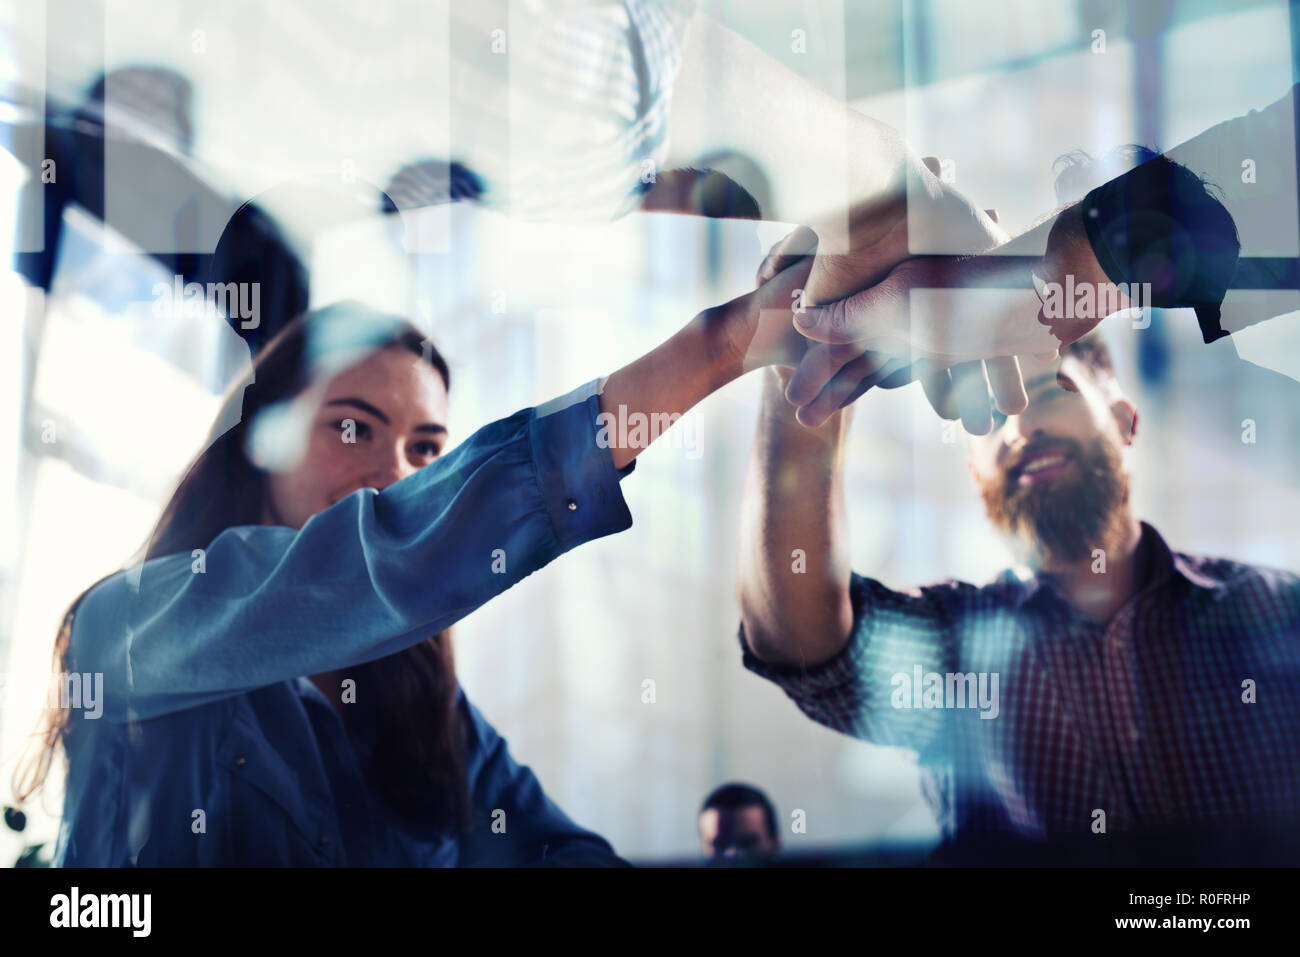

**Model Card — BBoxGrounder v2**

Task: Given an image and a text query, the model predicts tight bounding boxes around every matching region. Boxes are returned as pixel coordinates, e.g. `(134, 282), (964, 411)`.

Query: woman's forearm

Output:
(596, 311), (740, 471)
(596, 258), (812, 469)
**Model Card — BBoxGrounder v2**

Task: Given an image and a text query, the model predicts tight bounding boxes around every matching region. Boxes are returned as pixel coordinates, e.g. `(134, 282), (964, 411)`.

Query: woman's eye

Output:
(410, 441), (441, 458)
(330, 419), (372, 441)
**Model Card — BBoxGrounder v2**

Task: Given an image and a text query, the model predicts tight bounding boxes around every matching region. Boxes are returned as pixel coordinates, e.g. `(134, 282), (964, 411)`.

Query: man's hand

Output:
(760, 233), (1047, 432)
(758, 155), (1052, 431)
(776, 153), (1008, 308)
(786, 254), (1062, 430)
(786, 194), (1135, 429)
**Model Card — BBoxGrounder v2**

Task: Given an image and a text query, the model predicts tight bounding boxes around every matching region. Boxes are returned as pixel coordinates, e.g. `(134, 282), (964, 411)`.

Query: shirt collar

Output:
(1007, 521), (1224, 609)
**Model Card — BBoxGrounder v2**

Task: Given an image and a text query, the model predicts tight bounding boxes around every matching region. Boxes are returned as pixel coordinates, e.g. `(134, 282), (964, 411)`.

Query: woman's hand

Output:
(696, 253), (816, 376)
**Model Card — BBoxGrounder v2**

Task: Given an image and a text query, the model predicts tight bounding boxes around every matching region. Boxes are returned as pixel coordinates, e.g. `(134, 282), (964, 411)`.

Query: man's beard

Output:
(979, 435), (1130, 567)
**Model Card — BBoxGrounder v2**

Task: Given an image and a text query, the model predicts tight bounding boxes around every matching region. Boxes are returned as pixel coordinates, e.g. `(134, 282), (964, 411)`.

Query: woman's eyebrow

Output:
(414, 423), (448, 435)
(325, 397), (389, 424)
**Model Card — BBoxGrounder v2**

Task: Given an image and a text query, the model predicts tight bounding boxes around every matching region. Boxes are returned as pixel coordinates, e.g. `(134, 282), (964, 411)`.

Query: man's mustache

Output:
(1001, 436), (1084, 488)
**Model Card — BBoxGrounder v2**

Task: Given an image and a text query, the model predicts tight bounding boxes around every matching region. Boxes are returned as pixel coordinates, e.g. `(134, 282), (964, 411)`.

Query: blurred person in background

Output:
(699, 782), (781, 864)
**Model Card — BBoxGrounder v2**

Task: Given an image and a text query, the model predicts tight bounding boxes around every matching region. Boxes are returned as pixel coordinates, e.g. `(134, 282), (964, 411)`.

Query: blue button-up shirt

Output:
(56, 378), (634, 866)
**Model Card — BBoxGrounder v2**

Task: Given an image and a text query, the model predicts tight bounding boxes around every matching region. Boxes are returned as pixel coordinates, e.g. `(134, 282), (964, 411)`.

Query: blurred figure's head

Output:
(699, 782), (780, 863)
(78, 67), (196, 153)
(207, 178), (406, 358)
(967, 335), (1135, 569)
(1050, 145), (1240, 345)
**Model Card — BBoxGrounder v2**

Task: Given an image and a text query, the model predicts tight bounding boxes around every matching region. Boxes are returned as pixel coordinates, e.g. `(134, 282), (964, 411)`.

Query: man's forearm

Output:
(738, 368), (854, 668)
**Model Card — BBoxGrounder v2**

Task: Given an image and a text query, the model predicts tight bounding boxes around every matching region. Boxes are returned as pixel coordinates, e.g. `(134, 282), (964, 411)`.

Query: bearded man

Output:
(736, 334), (1300, 861)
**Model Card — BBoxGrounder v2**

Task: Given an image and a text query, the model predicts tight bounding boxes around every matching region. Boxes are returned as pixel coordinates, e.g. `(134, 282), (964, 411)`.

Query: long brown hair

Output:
(15, 300), (472, 834)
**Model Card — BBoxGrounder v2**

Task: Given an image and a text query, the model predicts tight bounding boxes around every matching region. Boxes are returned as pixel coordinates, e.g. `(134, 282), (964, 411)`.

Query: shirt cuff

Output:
(736, 618), (861, 699)
(531, 378), (635, 552)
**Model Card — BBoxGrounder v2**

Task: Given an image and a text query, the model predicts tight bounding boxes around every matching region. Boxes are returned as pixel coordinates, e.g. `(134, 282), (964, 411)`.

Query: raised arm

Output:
(787, 82), (1300, 425)
(737, 366), (854, 668)
(70, 261), (814, 722)
(734, 344), (960, 757)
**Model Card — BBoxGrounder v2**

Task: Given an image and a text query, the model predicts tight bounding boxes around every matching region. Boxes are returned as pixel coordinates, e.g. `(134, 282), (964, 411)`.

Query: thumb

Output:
(757, 225), (818, 286)
(792, 284), (884, 344)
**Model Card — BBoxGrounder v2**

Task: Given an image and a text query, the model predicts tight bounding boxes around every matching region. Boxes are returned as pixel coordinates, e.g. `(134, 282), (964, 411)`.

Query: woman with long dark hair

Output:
(14, 256), (811, 865)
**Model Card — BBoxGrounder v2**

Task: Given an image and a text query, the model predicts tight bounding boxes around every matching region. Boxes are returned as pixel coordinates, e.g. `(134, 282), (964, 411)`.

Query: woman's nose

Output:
(365, 449), (416, 491)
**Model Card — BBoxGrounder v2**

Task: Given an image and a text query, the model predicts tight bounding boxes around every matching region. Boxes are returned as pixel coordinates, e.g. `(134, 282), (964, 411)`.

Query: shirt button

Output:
(566, 498), (578, 511)
(234, 756), (247, 767)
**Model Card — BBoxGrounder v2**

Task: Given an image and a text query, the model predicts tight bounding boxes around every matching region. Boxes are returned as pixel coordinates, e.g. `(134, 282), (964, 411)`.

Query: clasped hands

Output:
(715, 154), (1104, 433)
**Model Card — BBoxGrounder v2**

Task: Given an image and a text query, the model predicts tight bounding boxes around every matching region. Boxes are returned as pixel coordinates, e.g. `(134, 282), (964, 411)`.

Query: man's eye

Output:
(1056, 372), (1080, 393)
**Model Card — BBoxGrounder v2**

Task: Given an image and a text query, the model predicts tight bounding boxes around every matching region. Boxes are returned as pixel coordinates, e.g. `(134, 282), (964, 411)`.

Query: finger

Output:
(793, 289), (880, 345)
(785, 341), (862, 407)
(835, 356), (911, 410)
(919, 369), (959, 420)
(795, 264), (915, 344)
(796, 358), (895, 428)
(797, 354), (889, 424)
(985, 356), (1027, 415)
(877, 357), (948, 390)
(877, 363), (919, 390)
(950, 361), (993, 436)
(836, 378), (876, 410)
(757, 225), (819, 285)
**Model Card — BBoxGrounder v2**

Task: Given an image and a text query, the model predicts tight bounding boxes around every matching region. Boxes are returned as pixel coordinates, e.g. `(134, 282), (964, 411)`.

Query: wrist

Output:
(690, 297), (751, 388)
(760, 368), (848, 447)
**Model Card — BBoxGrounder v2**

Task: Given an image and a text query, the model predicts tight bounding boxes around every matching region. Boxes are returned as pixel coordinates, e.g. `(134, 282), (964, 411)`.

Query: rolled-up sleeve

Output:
(71, 378), (635, 723)
(739, 573), (959, 757)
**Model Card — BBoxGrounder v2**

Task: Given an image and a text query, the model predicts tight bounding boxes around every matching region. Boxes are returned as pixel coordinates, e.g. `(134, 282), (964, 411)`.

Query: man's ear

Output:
(1111, 397), (1138, 445)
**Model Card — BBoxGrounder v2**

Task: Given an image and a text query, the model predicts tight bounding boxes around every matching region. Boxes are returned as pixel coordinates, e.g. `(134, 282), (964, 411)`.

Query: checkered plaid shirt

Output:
(741, 523), (1300, 842)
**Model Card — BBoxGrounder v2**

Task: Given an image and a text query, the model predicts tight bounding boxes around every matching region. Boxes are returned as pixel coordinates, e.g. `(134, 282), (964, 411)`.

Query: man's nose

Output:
(995, 417), (1041, 467)
(1015, 392), (1062, 437)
